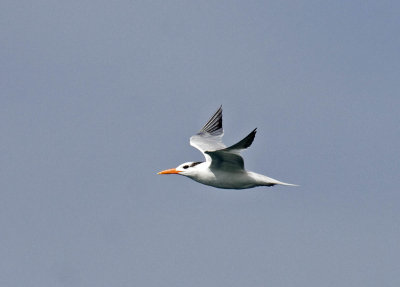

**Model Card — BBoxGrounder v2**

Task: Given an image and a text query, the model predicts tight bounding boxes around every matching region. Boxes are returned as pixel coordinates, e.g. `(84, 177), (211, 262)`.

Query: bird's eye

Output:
(183, 165), (189, 169)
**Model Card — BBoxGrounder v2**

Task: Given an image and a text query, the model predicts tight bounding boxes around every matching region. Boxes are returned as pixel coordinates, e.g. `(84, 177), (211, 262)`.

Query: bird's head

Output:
(157, 161), (204, 177)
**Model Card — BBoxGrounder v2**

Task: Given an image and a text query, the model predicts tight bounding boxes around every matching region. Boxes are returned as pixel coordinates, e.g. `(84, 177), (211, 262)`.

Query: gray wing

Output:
(190, 106), (226, 161)
(224, 128), (257, 154)
(206, 128), (257, 171)
(190, 106), (257, 169)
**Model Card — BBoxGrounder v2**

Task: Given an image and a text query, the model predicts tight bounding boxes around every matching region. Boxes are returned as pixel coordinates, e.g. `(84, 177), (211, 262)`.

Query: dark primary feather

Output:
(198, 106), (223, 135)
(225, 128), (257, 151)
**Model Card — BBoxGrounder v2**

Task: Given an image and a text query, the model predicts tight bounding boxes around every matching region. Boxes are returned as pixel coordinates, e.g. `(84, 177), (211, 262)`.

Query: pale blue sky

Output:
(1, 1), (399, 286)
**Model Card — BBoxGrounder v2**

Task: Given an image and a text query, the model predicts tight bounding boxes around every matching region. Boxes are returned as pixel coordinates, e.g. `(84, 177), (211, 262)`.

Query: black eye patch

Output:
(190, 161), (203, 167)
(183, 165), (189, 169)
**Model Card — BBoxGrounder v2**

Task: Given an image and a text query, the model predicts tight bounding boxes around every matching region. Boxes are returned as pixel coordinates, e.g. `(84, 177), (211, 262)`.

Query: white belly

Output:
(191, 170), (259, 189)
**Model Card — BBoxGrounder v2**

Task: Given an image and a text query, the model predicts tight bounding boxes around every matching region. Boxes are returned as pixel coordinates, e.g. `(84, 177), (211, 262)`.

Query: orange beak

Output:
(157, 168), (181, 175)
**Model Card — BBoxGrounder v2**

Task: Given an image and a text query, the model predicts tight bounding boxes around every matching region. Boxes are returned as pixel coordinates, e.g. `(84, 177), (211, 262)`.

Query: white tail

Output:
(250, 172), (298, 187)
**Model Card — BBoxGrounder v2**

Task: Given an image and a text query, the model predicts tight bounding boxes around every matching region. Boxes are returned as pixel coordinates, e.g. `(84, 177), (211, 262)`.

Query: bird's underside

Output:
(190, 169), (282, 189)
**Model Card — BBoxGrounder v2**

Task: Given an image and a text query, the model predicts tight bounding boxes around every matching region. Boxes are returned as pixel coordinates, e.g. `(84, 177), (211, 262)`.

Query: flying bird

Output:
(158, 106), (297, 189)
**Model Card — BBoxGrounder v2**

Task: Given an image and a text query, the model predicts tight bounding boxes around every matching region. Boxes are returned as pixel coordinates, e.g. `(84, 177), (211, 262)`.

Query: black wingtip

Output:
(243, 128), (257, 149)
(225, 128), (258, 151)
(199, 106), (223, 135)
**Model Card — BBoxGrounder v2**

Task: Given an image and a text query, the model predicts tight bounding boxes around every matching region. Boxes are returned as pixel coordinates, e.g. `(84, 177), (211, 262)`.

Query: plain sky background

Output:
(1, 1), (399, 286)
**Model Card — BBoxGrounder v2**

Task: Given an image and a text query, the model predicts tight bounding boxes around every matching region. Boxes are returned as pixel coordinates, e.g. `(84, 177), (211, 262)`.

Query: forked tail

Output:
(250, 172), (298, 187)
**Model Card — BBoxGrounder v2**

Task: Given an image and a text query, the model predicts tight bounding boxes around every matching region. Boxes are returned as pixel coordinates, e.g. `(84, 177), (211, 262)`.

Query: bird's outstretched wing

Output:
(207, 128), (257, 171)
(190, 106), (257, 170)
(224, 128), (257, 154)
(190, 106), (226, 161)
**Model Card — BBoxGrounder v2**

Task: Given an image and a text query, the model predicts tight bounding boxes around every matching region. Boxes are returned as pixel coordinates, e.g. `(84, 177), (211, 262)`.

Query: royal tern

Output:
(158, 106), (297, 189)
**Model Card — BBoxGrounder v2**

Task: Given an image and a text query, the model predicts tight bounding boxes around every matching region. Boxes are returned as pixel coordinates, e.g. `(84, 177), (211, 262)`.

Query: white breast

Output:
(190, 168), (259, 189)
